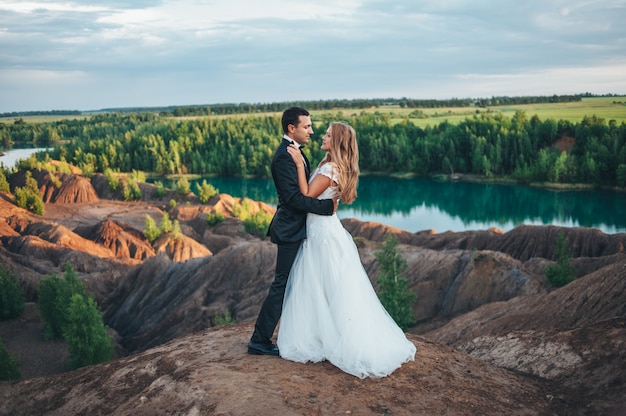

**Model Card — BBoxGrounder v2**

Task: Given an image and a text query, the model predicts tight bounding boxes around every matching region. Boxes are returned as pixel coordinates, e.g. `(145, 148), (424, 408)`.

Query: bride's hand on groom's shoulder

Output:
(286, 144), (304, 168)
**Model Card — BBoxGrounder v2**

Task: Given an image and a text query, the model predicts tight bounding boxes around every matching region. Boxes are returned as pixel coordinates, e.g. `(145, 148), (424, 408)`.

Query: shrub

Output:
(129, 169), (146, 183)
(170, 220), (183, 240)
(160, 212), (173, 233)
(213, 310), (235, 326)
(196, 180), (218, 203)
(79, 162), (95, 178)
(0, 168), (9, 193)
(152, 181), (166, 198)
(233, 200), (272, 237)
(176, 177), (191, 195)
(144, 214), (161, 242)
(122, 179), (142, 201)
(63, 294), (113, 369)
(232, 199), (251, 219)
(104, 168), (120, 191)
(0, 266), (25, 321)
(169, 199), (177, 209)
(242, 211), (272, 237)
(206, 212), (225, 226)
(14, 186), (45, 215)
(375, 235), (415, 331)
(0, 338), (20, 381)
(14, 171), (44, 215)
(48, 173), (62, 188)
(545, 231), (577, 287)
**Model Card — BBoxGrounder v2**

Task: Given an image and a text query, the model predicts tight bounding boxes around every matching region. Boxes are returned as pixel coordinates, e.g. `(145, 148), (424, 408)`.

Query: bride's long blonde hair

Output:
(318, 122), (359, 204)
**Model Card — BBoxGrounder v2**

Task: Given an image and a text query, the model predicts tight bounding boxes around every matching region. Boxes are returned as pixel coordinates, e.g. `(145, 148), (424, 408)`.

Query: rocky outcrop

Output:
(8, 169), (99, 204)
(103, 240), (276, 353)
(342, 219), (626, 262)
(0, 323), (560, 416)
(152, 233), (212, 262)
(73, 219), (155, 260)
(422, 256), (626, 415)
(424, 256), (626, 345)
(358, 245), (546, 324)
(43, 173), (99, 203)
(20, 221), (116, 258)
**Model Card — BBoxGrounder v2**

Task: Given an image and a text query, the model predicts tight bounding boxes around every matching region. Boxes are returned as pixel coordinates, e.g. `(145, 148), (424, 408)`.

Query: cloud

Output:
(0, 0), (624, 112)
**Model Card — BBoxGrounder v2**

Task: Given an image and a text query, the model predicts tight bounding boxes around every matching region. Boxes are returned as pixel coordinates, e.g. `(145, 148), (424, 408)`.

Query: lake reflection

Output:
(159, 176), (626, 234)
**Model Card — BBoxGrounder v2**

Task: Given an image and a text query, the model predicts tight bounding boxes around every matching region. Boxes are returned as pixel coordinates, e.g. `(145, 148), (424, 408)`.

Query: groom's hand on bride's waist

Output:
(333, 194), (341, 213)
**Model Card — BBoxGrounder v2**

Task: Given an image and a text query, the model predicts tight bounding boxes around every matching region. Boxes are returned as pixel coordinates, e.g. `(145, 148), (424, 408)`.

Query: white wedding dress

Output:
(277, 163), (416, 378)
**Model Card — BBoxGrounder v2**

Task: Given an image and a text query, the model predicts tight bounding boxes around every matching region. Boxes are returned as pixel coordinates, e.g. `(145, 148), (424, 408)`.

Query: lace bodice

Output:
(311, 163), (339, 200)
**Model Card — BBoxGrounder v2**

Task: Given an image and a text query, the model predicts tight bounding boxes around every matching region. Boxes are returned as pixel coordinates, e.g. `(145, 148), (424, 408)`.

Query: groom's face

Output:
(289, 115), (313, 145)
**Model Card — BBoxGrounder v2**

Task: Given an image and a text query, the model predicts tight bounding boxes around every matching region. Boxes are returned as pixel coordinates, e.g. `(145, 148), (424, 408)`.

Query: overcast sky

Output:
(1, 0), (625, 113)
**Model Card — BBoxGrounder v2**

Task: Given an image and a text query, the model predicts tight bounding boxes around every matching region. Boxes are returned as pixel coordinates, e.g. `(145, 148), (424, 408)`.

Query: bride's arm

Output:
(286, 145), (331, 199)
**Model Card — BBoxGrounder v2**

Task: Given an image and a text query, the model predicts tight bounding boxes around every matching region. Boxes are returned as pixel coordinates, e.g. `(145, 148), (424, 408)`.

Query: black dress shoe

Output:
(248, 341), (280, 356)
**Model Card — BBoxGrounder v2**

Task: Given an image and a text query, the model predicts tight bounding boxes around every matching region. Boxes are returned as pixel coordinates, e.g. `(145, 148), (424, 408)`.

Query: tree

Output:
(196, 179), (218, 203)
(14, 171), (44, 215)
(617, 164), (626, 188)
(0, 266), (25, 321)
(37, 263), (86, 340)
(160, 212), (173, 233)
(0, 168), (9, 193)
(121, 175), (142, 201)
(63, 294), (113, 369)
(37, 264), (113, 369)
(0, 338), (20, 380)
(176, 177), (191, 195)
(144, 214), (161, 242)
(375, 235), (415, 330)
(545, 231), (577, 287)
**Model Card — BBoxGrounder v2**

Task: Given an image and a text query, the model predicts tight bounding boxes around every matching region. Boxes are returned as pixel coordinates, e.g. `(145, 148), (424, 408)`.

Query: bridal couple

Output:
(247, 106), (416, 379)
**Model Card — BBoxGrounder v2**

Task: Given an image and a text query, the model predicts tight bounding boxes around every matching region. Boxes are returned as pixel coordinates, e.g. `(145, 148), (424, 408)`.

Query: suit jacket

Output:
(267, 138), (334, 244)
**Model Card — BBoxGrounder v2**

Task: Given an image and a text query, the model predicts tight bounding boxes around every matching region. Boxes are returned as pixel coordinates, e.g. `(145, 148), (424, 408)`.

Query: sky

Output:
(0, 0), (625, 113)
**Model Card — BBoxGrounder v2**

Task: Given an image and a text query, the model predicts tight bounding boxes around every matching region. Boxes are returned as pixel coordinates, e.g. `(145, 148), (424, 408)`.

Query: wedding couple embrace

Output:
(247, 106), (416, 379)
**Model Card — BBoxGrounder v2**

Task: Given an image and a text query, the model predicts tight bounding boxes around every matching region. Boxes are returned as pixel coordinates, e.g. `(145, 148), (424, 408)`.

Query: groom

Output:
(248, 106), (337, 356)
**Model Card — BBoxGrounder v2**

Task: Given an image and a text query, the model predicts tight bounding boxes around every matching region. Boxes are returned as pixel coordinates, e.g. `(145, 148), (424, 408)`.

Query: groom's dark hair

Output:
(282, 107), (310, 134)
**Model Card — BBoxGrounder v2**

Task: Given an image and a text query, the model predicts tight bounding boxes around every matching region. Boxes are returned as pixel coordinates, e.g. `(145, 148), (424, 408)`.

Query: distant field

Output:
(2, 96), (625, 126)
(328, 96), (626, 127)
(0, 114), (89, 123)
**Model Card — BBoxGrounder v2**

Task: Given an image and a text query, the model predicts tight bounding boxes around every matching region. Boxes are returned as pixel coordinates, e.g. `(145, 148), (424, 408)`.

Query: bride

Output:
(277, 122), (416, 378)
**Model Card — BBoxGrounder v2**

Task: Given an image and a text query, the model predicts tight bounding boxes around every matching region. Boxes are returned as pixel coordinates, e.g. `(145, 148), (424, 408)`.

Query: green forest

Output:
(1, 100), (625, 188)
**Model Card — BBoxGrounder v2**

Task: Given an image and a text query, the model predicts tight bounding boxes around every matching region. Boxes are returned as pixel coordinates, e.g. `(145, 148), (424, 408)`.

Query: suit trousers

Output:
(251, 240), (302, 345)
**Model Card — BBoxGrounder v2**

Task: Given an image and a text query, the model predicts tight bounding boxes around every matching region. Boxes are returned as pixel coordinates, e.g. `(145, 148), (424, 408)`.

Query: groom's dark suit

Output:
(250, 137), (334, 348)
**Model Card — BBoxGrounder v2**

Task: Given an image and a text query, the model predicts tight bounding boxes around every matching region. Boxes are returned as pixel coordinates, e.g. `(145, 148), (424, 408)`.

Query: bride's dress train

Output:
(278, 164), (416, 378)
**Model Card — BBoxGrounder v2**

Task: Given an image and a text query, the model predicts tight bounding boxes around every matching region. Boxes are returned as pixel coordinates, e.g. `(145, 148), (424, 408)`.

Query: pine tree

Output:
(375, 235), (416, 330)
(0, 338), (20, 381)
(37, 263), (86, 340)
(63, 294), (113, 369)
(545, 231), (577, 287)
(144, 214), (161, 242)
(0, 266), (25, 321)
(0, 168), (9, 193)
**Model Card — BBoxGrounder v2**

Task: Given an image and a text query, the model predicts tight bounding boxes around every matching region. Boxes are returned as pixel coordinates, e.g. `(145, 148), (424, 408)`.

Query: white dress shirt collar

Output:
(283, 135), (301, 148)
